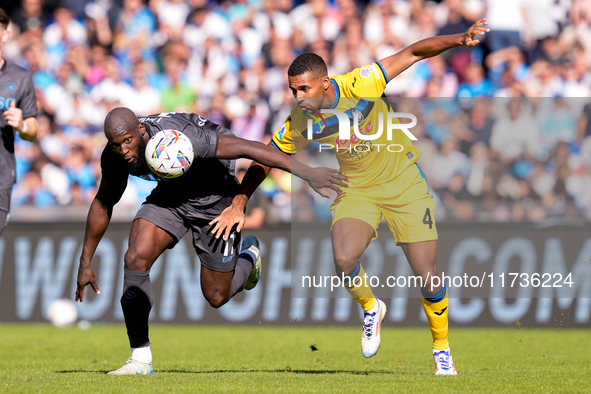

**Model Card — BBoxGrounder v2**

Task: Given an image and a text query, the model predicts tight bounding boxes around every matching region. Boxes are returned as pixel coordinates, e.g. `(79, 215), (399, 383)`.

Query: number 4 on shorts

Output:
(422, 208), (433, 229)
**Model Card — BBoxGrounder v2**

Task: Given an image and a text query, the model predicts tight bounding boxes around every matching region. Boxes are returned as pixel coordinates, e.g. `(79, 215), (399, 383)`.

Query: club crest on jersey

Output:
(5, 82), (16, 93)
(352, 108), (364, 123)
(360, 67), (374, 78)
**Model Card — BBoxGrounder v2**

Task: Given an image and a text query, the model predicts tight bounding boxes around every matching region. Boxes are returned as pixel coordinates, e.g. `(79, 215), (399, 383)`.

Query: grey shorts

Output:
(134, 196), (242, 273)
(0, 187), (11, 236)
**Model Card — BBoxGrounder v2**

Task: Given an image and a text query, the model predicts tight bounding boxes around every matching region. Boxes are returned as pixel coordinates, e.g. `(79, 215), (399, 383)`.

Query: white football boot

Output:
(433, 347), (457, 376)
(107, 358), (154, 375)
(361, 299), (387, 358)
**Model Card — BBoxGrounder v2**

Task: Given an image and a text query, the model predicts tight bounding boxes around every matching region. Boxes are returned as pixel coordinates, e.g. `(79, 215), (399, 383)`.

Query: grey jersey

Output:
(0, 61), (38, 189)
(100, 112), (240, 207)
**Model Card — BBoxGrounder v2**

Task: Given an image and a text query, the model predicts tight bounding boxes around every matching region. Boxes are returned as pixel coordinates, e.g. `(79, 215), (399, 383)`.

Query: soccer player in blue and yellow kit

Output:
(211, 19), (489, 375)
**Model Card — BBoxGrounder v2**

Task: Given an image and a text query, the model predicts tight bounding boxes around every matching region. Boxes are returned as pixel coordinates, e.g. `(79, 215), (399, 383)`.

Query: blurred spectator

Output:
(489, 98), (539, 163)
(3, 0), (591, 224)
(160, 53), (195, 113)
(151, 0), (190, 41)
(231, 98), (268, 142)
(123, 60), (161, 115)
(484, 0), (531, 53)
(432, 138), (470, 188)
(457, 60), (494, 97)
(10, 0), (50, 38)
(113, 0), (157, 68)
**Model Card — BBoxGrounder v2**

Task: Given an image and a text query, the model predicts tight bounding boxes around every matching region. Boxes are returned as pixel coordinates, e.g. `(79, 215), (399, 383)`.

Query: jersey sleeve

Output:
(271, 115), (309, 155)
(19, 72), (38, 120)
(184, 124), (219, 160)
(333, 62), (388, 98)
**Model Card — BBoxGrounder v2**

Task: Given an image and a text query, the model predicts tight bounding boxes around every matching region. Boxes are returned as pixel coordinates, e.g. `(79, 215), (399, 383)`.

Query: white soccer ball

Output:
(47, 298), (78, 328)
(145, 129), (194, 179)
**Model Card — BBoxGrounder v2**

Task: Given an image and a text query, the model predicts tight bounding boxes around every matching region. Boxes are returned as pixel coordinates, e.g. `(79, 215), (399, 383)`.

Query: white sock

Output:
(131, 346), (152, 364)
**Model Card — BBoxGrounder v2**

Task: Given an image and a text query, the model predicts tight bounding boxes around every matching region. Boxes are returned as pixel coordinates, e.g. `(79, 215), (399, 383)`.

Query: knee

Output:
(416, 270), (440, 290)
(206, 292), (229, 309)
(333, 249), (362, 275)
(124, 249), (150, 271)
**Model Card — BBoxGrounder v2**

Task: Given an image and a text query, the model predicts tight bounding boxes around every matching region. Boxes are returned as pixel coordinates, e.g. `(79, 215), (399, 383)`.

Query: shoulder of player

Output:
(3, 61), (33, 78)
(334, 63), (385, 91)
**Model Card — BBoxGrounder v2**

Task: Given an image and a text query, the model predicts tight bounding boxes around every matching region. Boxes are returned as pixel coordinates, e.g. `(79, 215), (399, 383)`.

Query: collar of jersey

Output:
(142, 121), (156, 138)
(329, 78), (340, 109)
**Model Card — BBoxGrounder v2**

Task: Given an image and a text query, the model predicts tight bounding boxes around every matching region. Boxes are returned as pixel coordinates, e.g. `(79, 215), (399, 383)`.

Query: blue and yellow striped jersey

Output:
(272, 62), (421, 189)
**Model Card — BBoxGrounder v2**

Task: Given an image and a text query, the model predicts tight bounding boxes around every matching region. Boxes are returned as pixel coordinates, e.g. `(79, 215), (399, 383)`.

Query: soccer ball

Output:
(145, 129), (194, 179)
(47, 298), (78, 328)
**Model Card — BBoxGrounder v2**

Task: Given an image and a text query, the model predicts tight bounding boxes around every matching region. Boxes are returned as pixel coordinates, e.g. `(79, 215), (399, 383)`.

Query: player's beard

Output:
(127, 137), (148, 176)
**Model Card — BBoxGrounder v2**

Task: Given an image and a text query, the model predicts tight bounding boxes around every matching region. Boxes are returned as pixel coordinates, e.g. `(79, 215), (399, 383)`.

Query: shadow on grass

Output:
(57, 369), (396, 375)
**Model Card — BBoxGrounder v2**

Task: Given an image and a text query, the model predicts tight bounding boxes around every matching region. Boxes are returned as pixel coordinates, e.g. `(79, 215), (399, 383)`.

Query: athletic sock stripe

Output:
(348, 262), (361, 279)
(239, 249), (257, 265)
(422, 284), (447, 303)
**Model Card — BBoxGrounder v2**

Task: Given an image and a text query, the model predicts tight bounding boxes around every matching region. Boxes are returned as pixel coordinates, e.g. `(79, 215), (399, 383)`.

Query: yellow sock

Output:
(421, 285), (449, 350)
(344, 263), (376, 312)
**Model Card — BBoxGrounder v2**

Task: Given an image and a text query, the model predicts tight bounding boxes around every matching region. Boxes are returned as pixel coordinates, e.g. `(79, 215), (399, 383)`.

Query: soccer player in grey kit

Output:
(75, 107), (346, 375)
(0, 8), (38, 236)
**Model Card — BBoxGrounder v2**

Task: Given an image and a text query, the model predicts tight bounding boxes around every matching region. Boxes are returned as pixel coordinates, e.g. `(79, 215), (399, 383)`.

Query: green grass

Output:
(0, 324), (589, 393)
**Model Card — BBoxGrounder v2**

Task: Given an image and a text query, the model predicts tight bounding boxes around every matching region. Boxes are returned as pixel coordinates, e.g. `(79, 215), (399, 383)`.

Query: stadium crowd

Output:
(4, 0), (591, 224)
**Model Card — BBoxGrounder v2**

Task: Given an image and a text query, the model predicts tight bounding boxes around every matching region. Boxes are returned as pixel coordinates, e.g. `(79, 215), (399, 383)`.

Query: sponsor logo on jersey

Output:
(0, 96), (16, 110)
(360, 67), (374, 78)
(351, 108), (364, 123)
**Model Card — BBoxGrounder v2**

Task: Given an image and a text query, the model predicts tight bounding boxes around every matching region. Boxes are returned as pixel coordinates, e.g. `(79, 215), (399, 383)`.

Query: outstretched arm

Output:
(378, 19), (489, 82)
(75, 176), (127, 302)
(216, 133), (346, 197)
(211, 137), (347, 240)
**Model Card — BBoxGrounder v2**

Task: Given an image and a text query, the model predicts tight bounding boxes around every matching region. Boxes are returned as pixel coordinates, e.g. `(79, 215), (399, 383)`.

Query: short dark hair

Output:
(288, 52), (328, 78)
(0, 8), (9, 29)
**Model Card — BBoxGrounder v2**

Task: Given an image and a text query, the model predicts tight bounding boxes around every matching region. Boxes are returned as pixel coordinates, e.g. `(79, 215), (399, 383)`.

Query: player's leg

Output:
(399, 240), (455, 375)
(0, 187), (12, 236)
(332, 218), (376, 309)
(399, 240), (448, 350)
(386, 164), (455, 375)
(108, 218), (173, 375)
(332, 217), (387, 358)
(193, 219), (261, 308)
(110, 200), (188, 375)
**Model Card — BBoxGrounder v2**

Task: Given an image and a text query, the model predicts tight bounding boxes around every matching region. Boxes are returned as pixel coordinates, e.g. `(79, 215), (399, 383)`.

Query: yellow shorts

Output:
(330, 164), (438, 244)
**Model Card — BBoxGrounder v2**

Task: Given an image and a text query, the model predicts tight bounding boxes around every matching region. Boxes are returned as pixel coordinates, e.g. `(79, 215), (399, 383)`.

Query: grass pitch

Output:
(0, 324), (589, 393)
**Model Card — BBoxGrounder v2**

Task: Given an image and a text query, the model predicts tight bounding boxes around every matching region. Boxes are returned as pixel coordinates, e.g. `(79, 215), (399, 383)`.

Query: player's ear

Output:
(138, 123), (146, 136)
(1, 29), (10, 44)
(322, 75), (331, 91)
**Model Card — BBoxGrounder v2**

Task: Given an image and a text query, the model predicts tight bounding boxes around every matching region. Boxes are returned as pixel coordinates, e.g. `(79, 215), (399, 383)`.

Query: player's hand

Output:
(75, 264), (100, 302)
(209, 204), (245, 241)
(2, 101), (24, 131)
(307, 167), (348, 198)
(462, 19), (490, 48)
